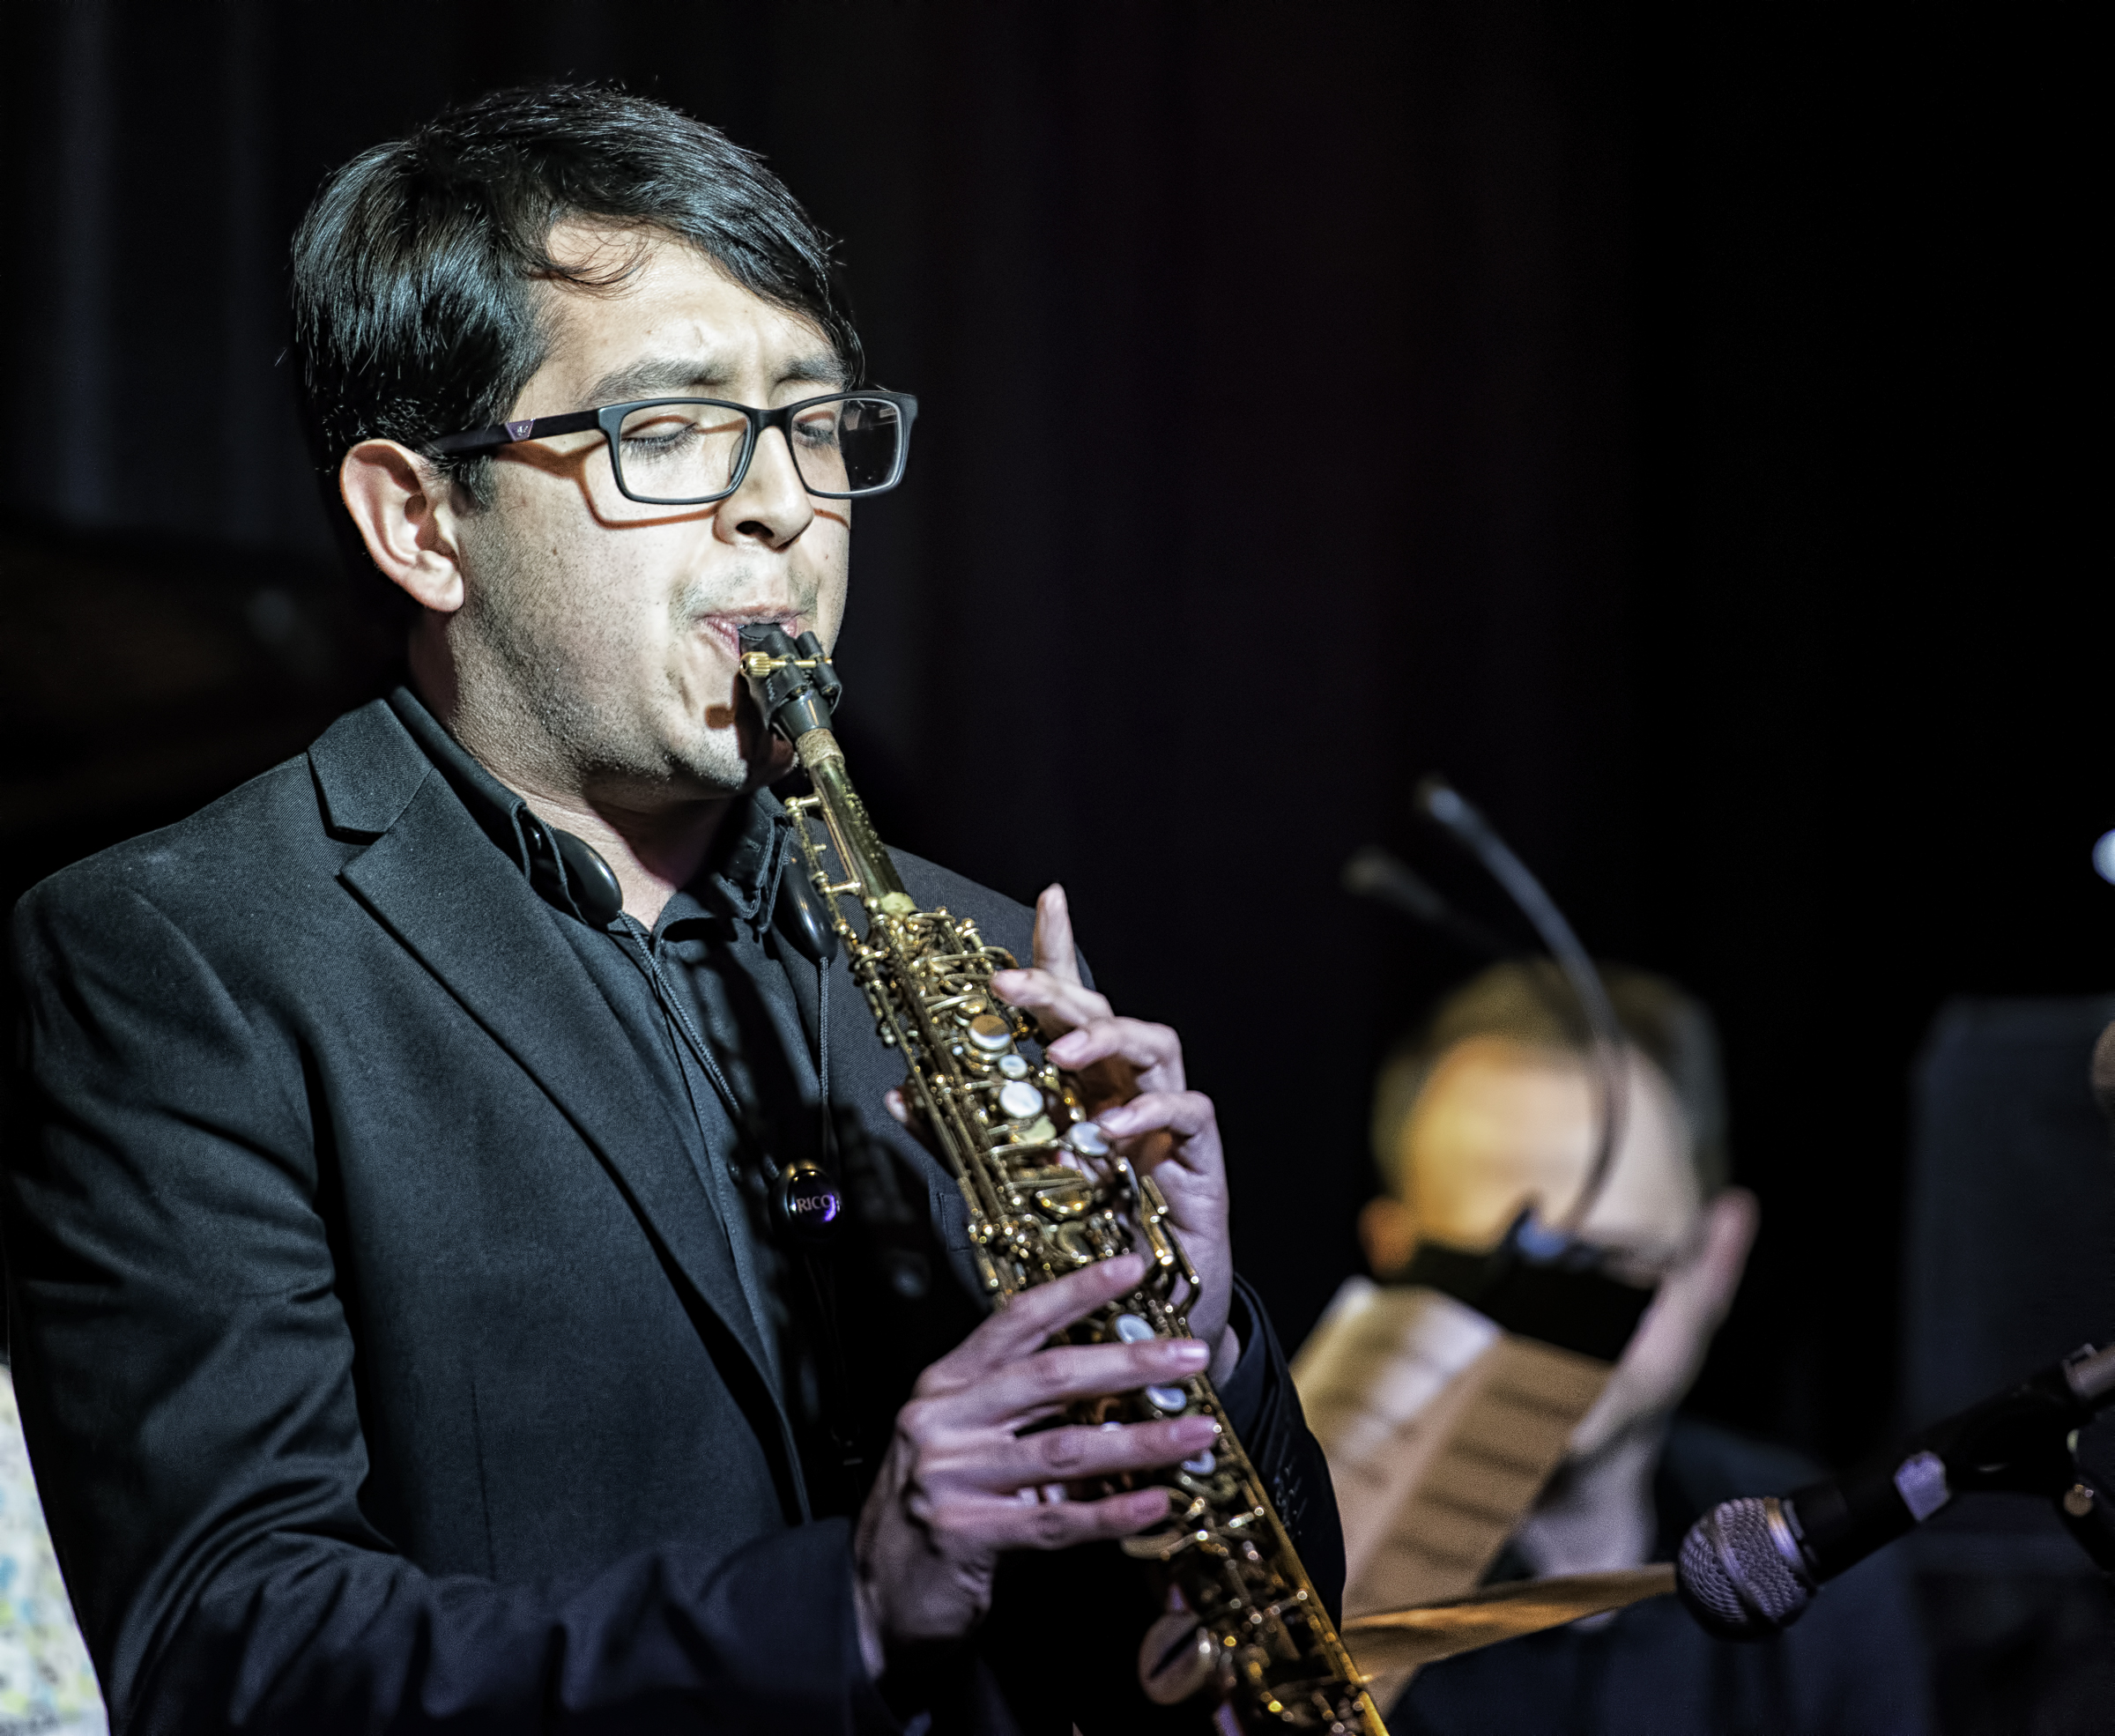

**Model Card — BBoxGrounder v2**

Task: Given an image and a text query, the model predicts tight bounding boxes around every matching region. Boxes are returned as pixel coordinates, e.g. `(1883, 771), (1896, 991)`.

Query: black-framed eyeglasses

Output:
(429, 389), (918, 506)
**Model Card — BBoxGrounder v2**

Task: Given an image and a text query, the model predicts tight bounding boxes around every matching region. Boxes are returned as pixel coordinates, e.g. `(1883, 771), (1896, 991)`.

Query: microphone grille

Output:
(1676, 1497), (1815, 1640)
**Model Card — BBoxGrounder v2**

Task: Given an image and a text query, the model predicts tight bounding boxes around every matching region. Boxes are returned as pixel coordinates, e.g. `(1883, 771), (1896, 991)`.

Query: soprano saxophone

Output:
(739, 625), (1384, 1736)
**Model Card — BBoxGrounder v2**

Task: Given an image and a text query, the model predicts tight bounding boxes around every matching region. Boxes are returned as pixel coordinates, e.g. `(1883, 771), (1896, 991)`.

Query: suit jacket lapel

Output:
(314, 704), (799, 1497)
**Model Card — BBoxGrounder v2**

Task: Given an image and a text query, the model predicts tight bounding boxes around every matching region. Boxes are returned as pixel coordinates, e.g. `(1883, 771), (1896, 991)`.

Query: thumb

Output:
(1031, 884), (1082, 984)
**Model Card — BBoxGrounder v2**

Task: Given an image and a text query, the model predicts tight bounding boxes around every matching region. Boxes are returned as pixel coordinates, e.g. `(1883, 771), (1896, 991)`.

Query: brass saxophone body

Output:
(739, 627), (1383, 1736)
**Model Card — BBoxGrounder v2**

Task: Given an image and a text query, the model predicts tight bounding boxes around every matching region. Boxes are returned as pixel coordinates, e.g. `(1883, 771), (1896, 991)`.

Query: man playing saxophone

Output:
(3, 84), (1340, 1735)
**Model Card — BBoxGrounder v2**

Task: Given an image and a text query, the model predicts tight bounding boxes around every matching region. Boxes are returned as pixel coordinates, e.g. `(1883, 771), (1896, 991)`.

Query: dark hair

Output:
(1371, 960), (1732, 1198)
(289, 82), (862, 531)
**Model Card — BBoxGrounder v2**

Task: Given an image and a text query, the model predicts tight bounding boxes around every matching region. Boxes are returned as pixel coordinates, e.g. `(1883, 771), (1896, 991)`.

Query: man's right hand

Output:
(851, 1253), (1218, 1678)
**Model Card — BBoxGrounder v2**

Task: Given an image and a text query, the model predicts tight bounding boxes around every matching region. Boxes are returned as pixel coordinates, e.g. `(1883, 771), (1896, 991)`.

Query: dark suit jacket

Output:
(4, 697), (1340, 1734)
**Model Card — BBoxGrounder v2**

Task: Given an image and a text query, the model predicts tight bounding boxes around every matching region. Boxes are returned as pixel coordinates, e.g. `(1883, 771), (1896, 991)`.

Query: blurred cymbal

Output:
(1341, 1565), (1677, 1673)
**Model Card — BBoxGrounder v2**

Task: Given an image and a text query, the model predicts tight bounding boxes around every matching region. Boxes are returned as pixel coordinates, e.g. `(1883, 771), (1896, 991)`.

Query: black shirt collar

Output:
(386, 685), (787, 934)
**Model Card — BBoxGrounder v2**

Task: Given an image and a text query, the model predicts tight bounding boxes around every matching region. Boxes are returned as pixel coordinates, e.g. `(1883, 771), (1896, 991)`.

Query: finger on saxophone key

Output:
(1013, 1413), (1220, 1485)
(988, 1338), (1207, 1417)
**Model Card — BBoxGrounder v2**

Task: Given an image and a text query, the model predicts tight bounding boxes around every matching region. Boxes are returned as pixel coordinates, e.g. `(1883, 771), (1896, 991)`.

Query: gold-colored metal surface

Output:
(752, 661), (1384, 1735)
(1340, 1566), (1676, 1673)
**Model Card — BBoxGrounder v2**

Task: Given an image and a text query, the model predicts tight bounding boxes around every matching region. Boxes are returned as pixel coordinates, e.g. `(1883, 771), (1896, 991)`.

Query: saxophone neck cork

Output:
(793, 726), (843, 769)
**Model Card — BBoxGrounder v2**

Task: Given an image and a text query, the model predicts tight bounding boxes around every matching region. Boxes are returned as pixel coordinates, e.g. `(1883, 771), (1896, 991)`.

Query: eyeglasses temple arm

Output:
(429, 408), (601, 456)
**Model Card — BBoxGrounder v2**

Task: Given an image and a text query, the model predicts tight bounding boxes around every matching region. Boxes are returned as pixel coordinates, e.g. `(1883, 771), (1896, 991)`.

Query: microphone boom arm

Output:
(1413, 778), (1629, 1239)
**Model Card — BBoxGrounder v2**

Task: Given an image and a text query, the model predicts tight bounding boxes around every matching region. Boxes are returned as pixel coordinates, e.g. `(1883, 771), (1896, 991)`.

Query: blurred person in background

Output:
(1355, 961), (1933, 1736)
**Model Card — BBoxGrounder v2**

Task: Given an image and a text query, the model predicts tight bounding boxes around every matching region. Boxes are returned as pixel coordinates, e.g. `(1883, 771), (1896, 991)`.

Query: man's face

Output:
(448, 220), (850, 805)
(1390, 1036), (1701, 1270)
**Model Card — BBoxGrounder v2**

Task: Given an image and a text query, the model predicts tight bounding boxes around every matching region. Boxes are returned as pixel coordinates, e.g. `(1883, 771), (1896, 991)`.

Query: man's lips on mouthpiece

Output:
(698, 611), (801, 657)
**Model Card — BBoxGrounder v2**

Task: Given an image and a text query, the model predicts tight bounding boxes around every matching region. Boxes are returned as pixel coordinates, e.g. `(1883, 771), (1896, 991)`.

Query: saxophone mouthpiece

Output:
(738, 621), (842, 742)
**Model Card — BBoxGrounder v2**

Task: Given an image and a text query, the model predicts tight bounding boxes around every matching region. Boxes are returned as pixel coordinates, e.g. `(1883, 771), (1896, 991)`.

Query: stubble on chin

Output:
(452, 514), (811, 807)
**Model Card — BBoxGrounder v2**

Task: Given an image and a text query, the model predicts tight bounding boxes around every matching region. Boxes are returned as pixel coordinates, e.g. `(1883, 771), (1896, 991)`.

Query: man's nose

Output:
(717, 425), (815, 548)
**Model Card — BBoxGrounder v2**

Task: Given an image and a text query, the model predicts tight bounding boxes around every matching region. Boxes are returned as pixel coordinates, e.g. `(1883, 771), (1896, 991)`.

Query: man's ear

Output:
(1359, 1195), (1421, 1280)
(338, 440), (469, 614)
(1688, 1186), (1760, 1330)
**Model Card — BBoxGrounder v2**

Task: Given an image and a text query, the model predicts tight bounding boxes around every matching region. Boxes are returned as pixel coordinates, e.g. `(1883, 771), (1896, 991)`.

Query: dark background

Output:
(1, 0), (2104, 1486)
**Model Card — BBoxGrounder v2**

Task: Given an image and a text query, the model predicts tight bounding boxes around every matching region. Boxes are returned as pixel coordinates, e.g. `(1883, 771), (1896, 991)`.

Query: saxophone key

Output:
(1064, 1120), (1110, 1158)
(996, 1079), (1043, 1121)
(1138, 1612), (1218, 1706)
(1142, 1218), (1181, 1272)
(1051, 1224), (1097, 1265)
(1121, 1526), (1210, 1562)
(1031, 1181), (1098, 1220)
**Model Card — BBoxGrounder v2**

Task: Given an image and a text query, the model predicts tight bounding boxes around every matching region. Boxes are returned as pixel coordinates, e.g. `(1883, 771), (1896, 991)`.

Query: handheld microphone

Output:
(1677, 1341), (2115, 1638)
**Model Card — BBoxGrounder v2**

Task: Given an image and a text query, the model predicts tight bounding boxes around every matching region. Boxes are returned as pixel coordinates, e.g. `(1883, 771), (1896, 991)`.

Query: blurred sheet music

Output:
(1292, 1280), (1614, 1702)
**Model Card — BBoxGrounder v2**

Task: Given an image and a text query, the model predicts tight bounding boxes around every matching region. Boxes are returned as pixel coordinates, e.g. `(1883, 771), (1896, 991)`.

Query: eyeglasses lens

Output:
(612, 397), (903, 503)
(789, 397), (903, 496)
(615, 403), (752, 503)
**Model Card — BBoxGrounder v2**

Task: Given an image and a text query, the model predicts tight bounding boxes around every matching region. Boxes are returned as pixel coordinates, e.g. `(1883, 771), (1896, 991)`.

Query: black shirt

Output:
(390, 690), (856, 1492)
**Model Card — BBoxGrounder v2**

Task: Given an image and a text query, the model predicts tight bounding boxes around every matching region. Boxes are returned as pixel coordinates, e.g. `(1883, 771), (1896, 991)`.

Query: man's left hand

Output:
(988, 886), (1239, 1385)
